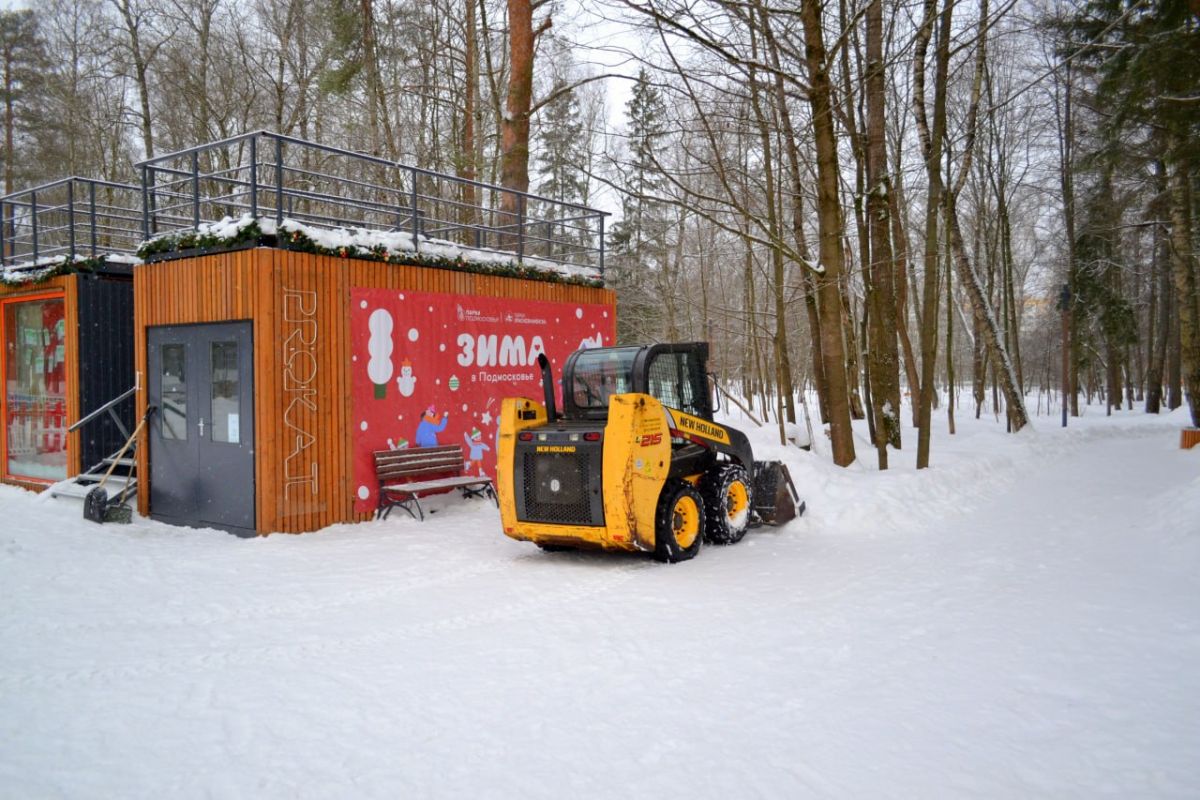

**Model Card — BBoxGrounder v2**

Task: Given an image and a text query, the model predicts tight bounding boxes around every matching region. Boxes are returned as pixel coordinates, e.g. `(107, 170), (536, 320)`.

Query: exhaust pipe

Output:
(537, 353), (557, 423)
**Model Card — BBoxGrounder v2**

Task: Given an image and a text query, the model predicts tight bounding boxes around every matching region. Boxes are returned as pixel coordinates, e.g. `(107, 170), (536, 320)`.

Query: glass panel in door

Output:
(4, 297), (67, 481)
(160, 344), (188, 440)
(210, 341), (239, 443)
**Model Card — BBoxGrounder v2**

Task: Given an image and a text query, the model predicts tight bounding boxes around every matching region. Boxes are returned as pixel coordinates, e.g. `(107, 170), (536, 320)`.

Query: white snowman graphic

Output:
(396, 359), (417, 398)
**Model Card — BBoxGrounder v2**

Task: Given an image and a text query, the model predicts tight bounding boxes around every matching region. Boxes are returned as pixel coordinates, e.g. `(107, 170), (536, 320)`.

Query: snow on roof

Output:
(140, 214), (603, 286)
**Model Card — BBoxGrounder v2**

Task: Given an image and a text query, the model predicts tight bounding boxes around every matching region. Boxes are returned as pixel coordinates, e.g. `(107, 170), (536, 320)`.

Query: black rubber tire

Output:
(700, 464), (753, 545)
(654, 479), (705, 563)
(536, 543), (575, 552)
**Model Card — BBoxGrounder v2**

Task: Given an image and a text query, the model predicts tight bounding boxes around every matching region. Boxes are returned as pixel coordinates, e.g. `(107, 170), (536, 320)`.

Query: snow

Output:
(0, 252), (144, 283)
(143, 214), (601, 283)
(2, 405), (1198, 797)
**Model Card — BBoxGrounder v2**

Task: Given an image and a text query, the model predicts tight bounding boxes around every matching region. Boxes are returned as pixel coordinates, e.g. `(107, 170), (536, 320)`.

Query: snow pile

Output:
(1, 406), (1198, 797)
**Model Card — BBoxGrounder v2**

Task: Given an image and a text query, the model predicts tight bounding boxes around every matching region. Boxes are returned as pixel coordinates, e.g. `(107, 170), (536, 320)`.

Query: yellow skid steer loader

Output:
(495, 342), (802, 562)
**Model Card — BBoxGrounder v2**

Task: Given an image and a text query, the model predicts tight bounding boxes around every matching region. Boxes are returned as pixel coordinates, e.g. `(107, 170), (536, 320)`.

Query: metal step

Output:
(101, 456), (136, 468)
(51, 476), (137, 500)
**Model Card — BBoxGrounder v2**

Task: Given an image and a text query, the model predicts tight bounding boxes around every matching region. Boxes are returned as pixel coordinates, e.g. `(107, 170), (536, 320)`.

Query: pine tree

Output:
(1066, 0), (1200, 425)
(609, 68), (669, 257)
(609, 68), (672, 342)
(0, 9), (47, 194)
(535, 86), (589, 256)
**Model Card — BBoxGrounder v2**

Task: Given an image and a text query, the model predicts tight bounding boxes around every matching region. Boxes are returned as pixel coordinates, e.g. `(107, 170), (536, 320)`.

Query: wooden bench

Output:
(373, 444), (495, 521)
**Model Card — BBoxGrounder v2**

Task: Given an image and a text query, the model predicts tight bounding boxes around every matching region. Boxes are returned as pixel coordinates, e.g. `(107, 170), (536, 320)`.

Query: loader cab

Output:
(562, 342), (713, 422)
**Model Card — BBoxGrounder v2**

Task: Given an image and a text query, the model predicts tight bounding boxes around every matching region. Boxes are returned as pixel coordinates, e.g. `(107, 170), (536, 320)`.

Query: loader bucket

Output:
(751, 461), (804, 525)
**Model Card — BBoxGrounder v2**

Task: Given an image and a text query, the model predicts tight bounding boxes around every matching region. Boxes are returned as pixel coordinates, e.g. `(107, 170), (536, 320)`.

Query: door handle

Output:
(198, 417), (205, 437)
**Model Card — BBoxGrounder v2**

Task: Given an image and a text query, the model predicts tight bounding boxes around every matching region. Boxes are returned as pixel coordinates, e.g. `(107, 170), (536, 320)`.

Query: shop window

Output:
(3, 296), (67, 481)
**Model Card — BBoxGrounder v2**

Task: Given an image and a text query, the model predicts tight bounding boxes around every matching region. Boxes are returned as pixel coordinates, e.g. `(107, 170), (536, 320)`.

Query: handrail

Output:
(69, 386), (136, 433)
(1, 177), (142, 267)
(137, 130), (609, 216)
(4, 131), (608, 276)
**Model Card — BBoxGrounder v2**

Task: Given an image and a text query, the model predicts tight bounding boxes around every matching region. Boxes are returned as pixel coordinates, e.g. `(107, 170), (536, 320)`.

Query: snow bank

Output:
(1, 405), (1197, 797)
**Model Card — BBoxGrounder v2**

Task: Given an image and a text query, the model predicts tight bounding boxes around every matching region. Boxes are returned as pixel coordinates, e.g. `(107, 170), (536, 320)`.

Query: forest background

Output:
(1, 0), (1197, 470)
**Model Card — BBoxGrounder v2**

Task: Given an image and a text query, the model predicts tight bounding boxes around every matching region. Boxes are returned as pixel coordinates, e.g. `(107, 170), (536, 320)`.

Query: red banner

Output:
(350, 288), (615, 513)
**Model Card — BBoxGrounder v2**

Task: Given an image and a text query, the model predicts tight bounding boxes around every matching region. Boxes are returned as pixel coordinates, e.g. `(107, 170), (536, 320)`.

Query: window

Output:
(570, 347), (638, 410)
(647, 351), (706, 417)
(210, 341), (239, 443)
(160, 344), (187, 440)
(3, 296), (67, 481)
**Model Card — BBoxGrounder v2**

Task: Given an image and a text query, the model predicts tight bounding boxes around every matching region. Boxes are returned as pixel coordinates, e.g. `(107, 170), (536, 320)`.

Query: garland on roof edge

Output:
(137, 222), (604, 289)
(0, 257), (105, 288)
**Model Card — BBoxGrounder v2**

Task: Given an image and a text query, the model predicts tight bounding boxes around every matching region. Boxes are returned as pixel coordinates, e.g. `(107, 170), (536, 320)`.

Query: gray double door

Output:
(148, 322), (255, 535)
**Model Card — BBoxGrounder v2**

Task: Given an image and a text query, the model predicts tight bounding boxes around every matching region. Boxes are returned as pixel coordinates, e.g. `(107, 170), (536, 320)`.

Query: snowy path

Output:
(1, 412), (1198, 798)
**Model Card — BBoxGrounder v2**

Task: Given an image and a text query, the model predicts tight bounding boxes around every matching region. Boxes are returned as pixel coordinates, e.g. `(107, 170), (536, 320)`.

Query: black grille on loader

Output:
(517, 446), (605, 526)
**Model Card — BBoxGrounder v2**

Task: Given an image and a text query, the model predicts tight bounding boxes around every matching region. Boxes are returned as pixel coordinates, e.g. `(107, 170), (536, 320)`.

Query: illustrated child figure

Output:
(463, 427), (491, 476)
(415, 405), (449, 447)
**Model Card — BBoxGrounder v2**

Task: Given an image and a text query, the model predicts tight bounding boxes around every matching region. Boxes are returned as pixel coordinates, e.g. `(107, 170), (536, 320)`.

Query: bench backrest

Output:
(374, 444), (464, 483)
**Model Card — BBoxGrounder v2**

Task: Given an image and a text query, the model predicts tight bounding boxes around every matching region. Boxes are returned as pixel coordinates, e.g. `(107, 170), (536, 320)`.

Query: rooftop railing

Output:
(1, 131), (608, 277)
(1, 178), (143, 267)
(137, 131), (607, 274)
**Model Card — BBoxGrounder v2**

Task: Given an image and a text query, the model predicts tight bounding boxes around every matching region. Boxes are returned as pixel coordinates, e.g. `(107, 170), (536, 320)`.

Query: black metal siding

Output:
(76, 273), (135, 470)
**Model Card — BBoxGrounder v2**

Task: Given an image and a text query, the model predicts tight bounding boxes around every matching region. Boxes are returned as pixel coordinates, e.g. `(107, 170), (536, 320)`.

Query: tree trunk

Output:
(1147, 164), (1170, 413)
(800, 0), (856, 466)
(460, 0), (480, 228)
(745, 27), (795, 429)
(1167, 133), (1200, 426)
(762, 21), (829, 426)
(115, 0), (155, 159)
(4, 45), (13, 195)
(913, 0), (948, 468)
(499, 0), (540, 225)
(888, 152), (922, 426)
(864, 0), (901, 465)
(945, 205), (1030, 430)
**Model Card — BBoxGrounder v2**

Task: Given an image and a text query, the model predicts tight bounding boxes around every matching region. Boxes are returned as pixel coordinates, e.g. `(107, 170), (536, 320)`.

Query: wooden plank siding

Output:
(0, 275), (82, 484)
(134, 247), (615, 533)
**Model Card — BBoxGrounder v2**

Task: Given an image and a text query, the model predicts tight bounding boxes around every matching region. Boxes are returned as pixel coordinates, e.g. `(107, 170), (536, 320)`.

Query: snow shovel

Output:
(83, 406), (156, 525)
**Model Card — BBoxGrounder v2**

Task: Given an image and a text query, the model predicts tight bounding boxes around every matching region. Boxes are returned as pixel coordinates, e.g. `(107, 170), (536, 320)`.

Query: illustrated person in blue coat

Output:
(415, 404), (449, 447)
(464, 427), (491, 476)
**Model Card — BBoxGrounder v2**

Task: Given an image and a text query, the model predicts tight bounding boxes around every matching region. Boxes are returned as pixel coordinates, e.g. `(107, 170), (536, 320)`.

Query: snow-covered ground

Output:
(2, 404), (1198, 798)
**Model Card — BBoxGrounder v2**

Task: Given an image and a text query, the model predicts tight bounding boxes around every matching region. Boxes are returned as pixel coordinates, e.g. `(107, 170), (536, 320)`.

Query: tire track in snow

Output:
(1, 554), (509, 638)
(0, 557), (653, 692)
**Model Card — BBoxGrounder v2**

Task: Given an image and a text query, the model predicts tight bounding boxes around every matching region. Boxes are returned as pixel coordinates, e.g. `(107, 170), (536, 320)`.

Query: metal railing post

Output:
(31, 190), (38, 263)
(191, 151), (200, 229)
(141, 167), (150, 241)
(249, 135), (259, 220)
(149, 166), (158, 234)
(517, 194), (525, 262)
(274, 135), (283, 226)
(410, 168), (419, 252)
(67, 181), (76, 261)
(89, 181), (97, 257)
